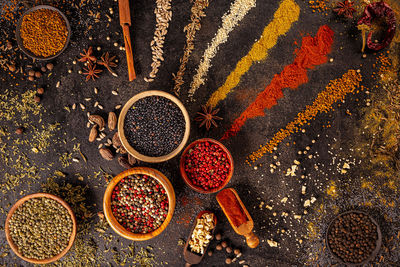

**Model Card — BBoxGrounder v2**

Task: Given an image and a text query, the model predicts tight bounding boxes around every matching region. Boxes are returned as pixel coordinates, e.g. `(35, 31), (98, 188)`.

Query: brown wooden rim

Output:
(103, 167), (176, 241)
(180, 138), (234, 194)
(325, 210), (382, 266)
(118, 90), (190, 163)
(15, 5), (71, 61)
(4, 193), (77, 264)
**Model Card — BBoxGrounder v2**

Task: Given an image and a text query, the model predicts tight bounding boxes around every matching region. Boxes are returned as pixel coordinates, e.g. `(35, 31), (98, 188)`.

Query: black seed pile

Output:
(124, 96), (185, 157)
(327, 212), (379, 264)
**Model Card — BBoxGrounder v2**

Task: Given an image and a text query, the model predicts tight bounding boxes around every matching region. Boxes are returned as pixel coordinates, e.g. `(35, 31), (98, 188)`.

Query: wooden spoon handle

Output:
(244, 231), (259, 248)
(122, 24), (136, 81)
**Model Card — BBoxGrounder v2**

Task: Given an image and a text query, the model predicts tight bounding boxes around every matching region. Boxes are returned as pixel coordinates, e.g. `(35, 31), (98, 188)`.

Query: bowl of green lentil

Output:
(118, 90), (190, 163)
(16, 5), (71, 60)
(5, 193), (77, 264)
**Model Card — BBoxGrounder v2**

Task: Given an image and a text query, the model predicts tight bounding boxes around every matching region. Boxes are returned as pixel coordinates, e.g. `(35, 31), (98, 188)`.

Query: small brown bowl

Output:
(118, 90), (190, 163)
(180, 138), (234, 194)
(16, 5), (71, 60)
(326, 210), (382, 266)
(103, 167), (176, 241)
(4, 193), (77, 264)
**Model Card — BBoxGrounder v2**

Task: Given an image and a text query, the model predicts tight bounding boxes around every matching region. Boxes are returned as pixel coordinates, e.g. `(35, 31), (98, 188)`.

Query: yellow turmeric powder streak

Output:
(247, 69), (363, 164)
(206, 0), (300, 109)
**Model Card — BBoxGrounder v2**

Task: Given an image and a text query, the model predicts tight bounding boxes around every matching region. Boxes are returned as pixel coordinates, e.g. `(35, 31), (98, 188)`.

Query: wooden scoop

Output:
(183, 211), (217, 265)
(216, 188), (259, 248)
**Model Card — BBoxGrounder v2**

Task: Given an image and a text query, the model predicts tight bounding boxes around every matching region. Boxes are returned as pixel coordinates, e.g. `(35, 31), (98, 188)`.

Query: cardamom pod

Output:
(118, 156), (132, 169)
(112, 132), (122, 147)
(99, 148), (114, 161)
(128, 154), (137, 165)
(89, 114), (105, 129)
(108, 112), (117, 131)
(89, 125), (98, 142)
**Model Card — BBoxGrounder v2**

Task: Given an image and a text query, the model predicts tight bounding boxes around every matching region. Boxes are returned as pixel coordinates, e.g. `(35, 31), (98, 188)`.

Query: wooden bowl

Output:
(325, 210), (382, 266)
(103, 167), (176, 241)
(16, 5), (71, 60)
(180, 138), (234, 194)
(4, 193), (77, 264)
(118, 90), (190, 163)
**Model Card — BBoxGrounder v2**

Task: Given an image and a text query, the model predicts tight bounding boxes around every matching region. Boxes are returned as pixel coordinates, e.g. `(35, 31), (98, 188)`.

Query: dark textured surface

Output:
(0, 0), (399, 266)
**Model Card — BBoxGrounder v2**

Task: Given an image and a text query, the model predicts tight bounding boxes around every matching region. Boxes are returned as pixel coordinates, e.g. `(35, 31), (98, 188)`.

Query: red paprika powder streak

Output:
(221, 25), (334, 140)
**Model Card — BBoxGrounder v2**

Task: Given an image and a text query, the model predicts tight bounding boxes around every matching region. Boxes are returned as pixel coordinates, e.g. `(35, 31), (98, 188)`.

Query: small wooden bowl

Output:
(4, 193), (77, 264)
(180, 138), (234, 194)
(184, 211), (217, 265)
(326, 210), (382, 266)
(103, 167), (176, 241)
(16, 5), (71, 60)
(118, 90), (190, 163)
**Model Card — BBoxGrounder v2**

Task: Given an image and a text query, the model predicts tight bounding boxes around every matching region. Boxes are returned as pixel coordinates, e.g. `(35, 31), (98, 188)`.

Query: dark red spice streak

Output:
(183, 141), (230, 191)
(216, 189), (248, 227)
(111, 175), (169, 233)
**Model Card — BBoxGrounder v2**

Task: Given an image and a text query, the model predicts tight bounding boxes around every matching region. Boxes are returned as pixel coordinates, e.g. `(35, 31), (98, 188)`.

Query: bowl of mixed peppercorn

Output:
(16, 5), (71, 60)
(5, 193), (77, 264)
(118, 90), (190, 163)
(180, 138), (234, 194)
(103, 167), (176, 241)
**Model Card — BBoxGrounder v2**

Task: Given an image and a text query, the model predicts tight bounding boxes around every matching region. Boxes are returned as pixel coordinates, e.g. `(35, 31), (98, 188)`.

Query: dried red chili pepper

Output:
(357, 1), (396, 52)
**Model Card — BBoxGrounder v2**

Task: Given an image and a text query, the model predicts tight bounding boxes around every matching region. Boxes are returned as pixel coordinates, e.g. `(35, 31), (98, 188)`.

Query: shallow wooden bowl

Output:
(4, 193), (77, 264)
(118, 90), (190, 163)
(16, 5), (71, 60)
(325, 210), (382, 266)
(180, 138), (234, 194)
(103, 167), (176, 241)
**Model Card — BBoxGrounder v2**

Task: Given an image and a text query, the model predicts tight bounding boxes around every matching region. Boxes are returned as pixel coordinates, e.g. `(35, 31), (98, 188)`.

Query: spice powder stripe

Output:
(221, 25), (334, 140)
(247, 69), (363, 164)
(172, 0), (210, 96)
(188, 0), (257, 98)
(206, 0), (300, 109)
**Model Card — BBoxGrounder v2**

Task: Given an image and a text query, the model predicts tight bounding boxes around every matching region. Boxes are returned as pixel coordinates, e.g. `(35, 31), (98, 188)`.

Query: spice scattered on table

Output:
(183, 140), (231, 191)
(189, 213), (215, 254)
(172, 0), (210, 96)
(206, 0), (300, 108)
(221, 25), (334, 140)
(333, 0), (356, 18)
(8, 197), (73, 260)
(144, 0), (172, 82)
(195, 105), (222, 131)
(20, 9), (68, 58)
(188, 0), (257, 98)
(247, 69), (362, 164)
(327, 212), (379, 264)
(124, 96), (185, 157)
(111, 174), (169, 233)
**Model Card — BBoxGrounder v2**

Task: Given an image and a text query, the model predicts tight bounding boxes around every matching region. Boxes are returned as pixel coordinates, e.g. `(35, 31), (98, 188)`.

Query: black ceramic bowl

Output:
(326, 210), (382, 266)
(16, 5), (71, 60)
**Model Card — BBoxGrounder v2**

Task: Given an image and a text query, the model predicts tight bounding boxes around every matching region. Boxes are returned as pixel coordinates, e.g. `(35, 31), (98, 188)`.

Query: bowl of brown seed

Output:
(5, 193), (77, 264)
(118, 90), (190, 163)
(103, 167), (176, 241)
(16, 5), (71, 60)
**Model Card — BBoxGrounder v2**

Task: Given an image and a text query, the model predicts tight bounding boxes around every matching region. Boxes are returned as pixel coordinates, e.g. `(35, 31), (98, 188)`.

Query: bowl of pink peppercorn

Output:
(180, 138), (234, 194)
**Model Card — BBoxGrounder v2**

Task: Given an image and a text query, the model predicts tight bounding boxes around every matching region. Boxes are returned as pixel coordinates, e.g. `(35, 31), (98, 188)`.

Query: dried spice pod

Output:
(118, 156), (132, 169)
(112, 132), (122, 147)
(357, 1), (396, 52)
(89, 115), (105, 129)
(119, 146), (127, 154)
(108, 111), (117, 131)
(89, 125), (98, 142)
(128, 154), (137, 165)
(99, 148), (114, 161)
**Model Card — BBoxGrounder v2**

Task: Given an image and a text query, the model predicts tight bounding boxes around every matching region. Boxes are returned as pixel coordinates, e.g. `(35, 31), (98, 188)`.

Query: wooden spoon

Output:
(216, 188), (259, 248)
(183, 211), (217, 265)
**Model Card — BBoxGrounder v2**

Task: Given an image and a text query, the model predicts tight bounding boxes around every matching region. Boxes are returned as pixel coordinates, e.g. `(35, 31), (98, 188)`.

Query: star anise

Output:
(334, 0), (356, 18)
(98, 52), (118, 76)
(83, 62), (102, 81)
(195, 105), (223, 130)
(79, 46), (97, 63)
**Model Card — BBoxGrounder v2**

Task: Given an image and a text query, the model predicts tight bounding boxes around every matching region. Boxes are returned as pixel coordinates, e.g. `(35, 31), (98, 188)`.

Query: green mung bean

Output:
(8, 197), (73, 259)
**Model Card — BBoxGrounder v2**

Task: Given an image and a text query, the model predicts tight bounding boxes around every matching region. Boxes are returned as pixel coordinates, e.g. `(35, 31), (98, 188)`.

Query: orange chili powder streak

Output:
(221, 25), (334, 140)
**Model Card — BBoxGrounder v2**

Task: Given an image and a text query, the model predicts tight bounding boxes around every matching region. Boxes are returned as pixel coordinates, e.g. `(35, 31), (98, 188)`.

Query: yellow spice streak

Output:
(206, 0), (300, 108)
